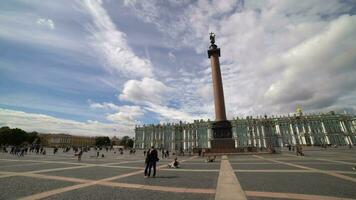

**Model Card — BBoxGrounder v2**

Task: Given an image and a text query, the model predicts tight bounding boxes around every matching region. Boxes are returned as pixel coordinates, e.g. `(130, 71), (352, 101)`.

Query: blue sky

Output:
(1, 0), (356, 137)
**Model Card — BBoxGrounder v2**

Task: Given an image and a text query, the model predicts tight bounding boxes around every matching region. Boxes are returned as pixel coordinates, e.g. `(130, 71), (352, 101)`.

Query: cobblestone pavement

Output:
(0, 147), (355, 200)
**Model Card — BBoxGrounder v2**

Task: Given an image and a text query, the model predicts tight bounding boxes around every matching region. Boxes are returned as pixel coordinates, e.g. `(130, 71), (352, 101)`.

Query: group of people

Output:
(5, 145), (47, 156)
(143, 146), (181, 178)
(287, 144), (304, 156)
(144, 146), (159, 178)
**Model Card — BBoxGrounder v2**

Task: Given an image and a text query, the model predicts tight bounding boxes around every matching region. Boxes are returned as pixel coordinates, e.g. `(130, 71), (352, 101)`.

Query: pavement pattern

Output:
(0, 147), (355, 200)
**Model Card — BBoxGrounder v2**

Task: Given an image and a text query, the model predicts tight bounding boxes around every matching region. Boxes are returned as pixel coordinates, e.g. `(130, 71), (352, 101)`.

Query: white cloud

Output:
(89, 101), (120, 111)
(119, 77), (172, 105)
(124, 0), (356, 117)
(144, 103), (195, 122)
(264, 15), (356, 109)
(0, 108), (133, 137)
(106, 105), (144, 122)
(36, 18), (55, 30)
(88, 100), (144, 126)
(81, 0), (153, 78)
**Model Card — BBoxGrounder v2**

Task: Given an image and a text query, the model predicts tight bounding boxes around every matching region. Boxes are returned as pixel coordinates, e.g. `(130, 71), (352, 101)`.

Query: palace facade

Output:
(40, 134), (96, 147)
(134, 111), (356, 151)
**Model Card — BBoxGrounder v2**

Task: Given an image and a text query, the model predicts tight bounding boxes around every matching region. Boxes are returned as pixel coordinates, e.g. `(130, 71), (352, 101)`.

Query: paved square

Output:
(0, 147), (356, 200)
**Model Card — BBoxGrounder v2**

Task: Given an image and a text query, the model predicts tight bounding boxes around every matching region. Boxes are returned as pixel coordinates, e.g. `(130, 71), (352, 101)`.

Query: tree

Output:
(0, 127), (41, 146)
(120, 136), (134, 148)
(95, 136), (111, 147)
(0, 127), (27, 145)
(27, 131), (41, 144)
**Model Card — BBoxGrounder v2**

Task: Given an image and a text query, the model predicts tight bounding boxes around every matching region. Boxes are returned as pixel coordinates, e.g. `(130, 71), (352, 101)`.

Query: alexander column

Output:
(207, 32), (235, 152)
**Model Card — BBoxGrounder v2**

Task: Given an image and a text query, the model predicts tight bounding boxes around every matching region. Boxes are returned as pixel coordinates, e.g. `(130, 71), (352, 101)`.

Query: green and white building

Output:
(134, 111), (356, 151)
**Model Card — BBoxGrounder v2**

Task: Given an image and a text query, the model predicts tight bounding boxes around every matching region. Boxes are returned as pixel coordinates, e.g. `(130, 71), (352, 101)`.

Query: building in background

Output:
(134, 111), (356, 151)
(40, 134), (95, 147)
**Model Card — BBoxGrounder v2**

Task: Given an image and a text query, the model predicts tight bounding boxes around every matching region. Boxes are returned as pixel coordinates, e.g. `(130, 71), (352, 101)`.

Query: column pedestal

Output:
(210, 120), (235, 152)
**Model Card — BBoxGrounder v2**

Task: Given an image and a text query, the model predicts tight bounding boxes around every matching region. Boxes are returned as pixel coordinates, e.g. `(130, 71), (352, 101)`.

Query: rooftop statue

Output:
(209, 32), (215, 45)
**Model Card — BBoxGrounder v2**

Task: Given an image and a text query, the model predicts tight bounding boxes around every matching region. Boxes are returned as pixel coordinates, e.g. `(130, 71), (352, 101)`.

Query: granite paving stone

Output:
(43, 185), (214, 200)
(0, 176), (76, 200)
(116, 170), (219, 189)
(41, 166), (138, 180)
(236, 172), (356, 199)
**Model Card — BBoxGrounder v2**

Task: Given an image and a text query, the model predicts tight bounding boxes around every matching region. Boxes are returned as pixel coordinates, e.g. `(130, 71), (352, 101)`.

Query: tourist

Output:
(166, 150), (169, 158)
(77, 149), (83, 161)
(168, 157), (180, 168)
(161, 149), (165, 159)
(144, 149), (151, 178)
(296, 144), (304, 156)
(206, 155), (216, 162)
(147, 146), (159, 178)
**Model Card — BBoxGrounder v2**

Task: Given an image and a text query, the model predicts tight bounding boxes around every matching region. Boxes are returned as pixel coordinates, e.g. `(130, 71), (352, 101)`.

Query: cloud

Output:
(36, 18), (55, 29)
(144, 103), (195, 122)
(124, 0), (356, 117)
(106, 105), (144, 122)
(264, 15), (356, 109)
(0, 108), (134, 137)
(88, 100), (144, 123)
(89, 101), (120, 111)
(81, 0), (153, 78)
(119, 77), (172, 105)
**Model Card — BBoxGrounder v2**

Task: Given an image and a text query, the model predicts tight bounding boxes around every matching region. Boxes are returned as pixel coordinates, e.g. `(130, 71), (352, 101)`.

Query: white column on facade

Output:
(276, 124), (281, 136)
(195, 129), (199, 148)
(188, 129), (191, 149)
(300, 126), (306, 145)
(321, 122), (330, 144)
(256, 126), (260, 148)
(309, 135), (314, 145)
(307, 124), (314, 145)
(347, 136), (353, 145)
(339, 122), (349, 145)
(249, 126), (253, 146)
(232, 127), (238, 148)
(207, 129), (211, 148)
(290, 124), (296, 145)
(252, 126), (256, 147)
(344, 136), (350, 145)
(261, 125), (266, 148)
(340, 121), (347, 132)
(296, 125), (305, 145)
(183, 129), (187, 150)
(302, 125), (307, 144)
(142, 131), (145, 149)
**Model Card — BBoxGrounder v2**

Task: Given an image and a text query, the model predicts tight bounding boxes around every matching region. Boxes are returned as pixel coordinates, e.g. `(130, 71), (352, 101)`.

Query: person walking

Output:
(77, 149), (83, 161)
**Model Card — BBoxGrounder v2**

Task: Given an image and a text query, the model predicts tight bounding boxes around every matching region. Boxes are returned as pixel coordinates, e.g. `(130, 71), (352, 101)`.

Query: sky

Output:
(1, 0), (356, 137)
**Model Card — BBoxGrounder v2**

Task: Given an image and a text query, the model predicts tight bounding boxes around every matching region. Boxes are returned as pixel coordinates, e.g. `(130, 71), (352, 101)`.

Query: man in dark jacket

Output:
(144, 149), (151, 178)
(147, 146), (158, 178)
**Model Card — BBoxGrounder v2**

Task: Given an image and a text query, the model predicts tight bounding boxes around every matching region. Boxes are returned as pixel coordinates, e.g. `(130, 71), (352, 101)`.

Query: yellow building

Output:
(40, 134), (95, 147)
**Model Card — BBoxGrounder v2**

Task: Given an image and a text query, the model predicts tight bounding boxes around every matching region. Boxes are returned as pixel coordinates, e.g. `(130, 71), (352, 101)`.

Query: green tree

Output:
(120, 136), (134, 148)
(27, 131), (41, 144)
(0, 126), (41, 146)
(95, 136), (111, 146)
